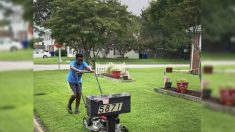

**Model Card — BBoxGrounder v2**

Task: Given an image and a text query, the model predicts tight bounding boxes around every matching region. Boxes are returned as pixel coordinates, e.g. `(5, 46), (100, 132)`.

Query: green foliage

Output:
(202, 0), (235, 41)
(55, 49), (67, 57)
(33, 37), (43, 43)
(43, 0), (137, 63)
(5, 0), (33, 22)
(140, 0), (200, 52)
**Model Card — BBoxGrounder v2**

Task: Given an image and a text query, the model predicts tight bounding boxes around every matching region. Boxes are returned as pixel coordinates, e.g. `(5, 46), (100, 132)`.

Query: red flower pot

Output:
(176, 82), (189, 93)
(166, 67), (173, 73)
(180, 87), (188, 93)
(111, 71), (121, 79)
(220, 89), (235, 106)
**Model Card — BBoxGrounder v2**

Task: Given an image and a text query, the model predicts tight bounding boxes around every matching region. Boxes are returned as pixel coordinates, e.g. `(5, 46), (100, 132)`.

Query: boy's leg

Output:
(67, 84), (77, 114)
(75, 83), (82, 113)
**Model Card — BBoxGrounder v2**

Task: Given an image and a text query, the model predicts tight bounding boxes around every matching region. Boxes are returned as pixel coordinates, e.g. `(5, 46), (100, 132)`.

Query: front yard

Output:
(34, 68), (201, 132)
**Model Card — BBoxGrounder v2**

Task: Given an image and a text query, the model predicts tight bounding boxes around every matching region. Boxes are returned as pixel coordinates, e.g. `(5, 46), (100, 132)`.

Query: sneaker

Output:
(67, 105), (73, 114)
(74, 110), (80, 114)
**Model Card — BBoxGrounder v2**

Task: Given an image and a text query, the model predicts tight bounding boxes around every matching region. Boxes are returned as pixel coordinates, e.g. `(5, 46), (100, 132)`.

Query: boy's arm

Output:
(84, 62), (94, 72)
(70, 62), (83, 73)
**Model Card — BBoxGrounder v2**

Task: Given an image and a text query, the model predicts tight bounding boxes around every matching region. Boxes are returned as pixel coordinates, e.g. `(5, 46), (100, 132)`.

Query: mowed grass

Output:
(203, 66), (235, 97)
(202, 52), (235, 61)
(202, 65), (235, 132)
(34, 68), (201, 132)
(0, 70), (33, 132)
(0, 49), (32, 61)
(34, 57), (189, 65)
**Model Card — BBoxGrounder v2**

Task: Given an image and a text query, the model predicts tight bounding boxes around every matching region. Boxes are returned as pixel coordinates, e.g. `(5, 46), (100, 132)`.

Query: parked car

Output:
(33, 50), (51, 58)
(0, 38), (23, 52)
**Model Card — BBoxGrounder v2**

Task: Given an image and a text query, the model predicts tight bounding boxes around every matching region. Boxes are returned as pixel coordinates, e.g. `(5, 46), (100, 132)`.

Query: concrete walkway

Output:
(34, 64), (190, 71)
(0, 61), (32, 71)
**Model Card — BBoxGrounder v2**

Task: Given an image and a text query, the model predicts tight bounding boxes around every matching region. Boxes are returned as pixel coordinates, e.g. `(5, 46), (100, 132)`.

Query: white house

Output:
(42, 30), (55, 52)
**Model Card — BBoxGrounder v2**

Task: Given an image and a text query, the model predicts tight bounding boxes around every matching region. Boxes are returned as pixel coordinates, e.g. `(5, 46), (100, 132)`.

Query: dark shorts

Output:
(69, 83), (82, 95)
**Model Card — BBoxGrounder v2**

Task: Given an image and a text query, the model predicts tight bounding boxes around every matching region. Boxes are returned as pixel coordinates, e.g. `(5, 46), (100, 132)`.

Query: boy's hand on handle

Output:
(76, 70), (84, 75)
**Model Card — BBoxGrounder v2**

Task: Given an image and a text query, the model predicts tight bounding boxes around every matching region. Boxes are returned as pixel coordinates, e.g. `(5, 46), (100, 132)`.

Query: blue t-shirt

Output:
(67, 60), (89, 84)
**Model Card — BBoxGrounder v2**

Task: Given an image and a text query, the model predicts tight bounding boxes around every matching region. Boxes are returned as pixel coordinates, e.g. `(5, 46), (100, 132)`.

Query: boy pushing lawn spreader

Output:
(67, 53), (131, 132)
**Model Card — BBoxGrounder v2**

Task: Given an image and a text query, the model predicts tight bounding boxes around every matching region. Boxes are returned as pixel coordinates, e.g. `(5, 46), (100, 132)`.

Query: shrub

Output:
(55, 49), (67, 57)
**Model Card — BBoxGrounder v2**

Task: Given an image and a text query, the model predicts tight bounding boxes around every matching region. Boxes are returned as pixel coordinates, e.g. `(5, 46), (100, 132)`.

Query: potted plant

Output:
(111, 66), (121, 79)
(176, 78), (189, 93)
(201, 80), (212, 99)
(106, 65), (113, 75)
(203, 65), (213, 74)
(220, 86), (235, 106)
(122, 72), (128, 80)
(164, 76), (172, 88)
(166, 67), (173, 73)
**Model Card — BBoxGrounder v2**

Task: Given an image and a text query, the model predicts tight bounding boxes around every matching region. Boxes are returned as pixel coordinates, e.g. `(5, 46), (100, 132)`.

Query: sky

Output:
(120, 0), (151, 16)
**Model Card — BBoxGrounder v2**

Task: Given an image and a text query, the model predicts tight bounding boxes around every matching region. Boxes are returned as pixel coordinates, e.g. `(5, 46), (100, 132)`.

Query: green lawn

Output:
(0, 49), (32, 61)
(202, 52), (235, 61)
(203, 66), (235, 97)
(0, 70), (33, 132)
(34, 68), (201, 132)
(34, 57), (189, 65)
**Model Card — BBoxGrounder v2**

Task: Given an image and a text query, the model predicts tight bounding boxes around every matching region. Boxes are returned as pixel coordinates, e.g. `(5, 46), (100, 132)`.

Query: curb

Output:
(154, 88), (201, 103)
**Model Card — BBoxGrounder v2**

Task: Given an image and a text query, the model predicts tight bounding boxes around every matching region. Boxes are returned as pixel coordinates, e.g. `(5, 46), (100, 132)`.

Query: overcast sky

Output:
(120, 0), (151, 16)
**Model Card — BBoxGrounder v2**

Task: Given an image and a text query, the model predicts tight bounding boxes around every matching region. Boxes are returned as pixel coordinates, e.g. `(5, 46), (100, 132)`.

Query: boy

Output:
(66, 53), (94, 114)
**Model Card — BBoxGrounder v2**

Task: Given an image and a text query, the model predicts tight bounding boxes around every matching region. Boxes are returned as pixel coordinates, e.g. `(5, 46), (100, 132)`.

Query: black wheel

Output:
(121, 126), (129, 132)
(43, 55), (47, 59)
(83, 117), (92, 126)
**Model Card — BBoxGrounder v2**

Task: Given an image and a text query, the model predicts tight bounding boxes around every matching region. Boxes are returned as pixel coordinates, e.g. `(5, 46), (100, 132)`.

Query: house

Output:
(41, 30), (55, 52)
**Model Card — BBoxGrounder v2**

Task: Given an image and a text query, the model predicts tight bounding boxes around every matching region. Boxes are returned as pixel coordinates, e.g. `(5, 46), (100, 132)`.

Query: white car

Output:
(33, 50), (51, 58)
(0, 38), (23, 51)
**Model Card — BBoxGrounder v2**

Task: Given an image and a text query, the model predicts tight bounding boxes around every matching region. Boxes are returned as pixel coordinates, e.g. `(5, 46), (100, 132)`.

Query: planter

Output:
(176, 81), (189, 93)
(203, 66), (213, 74)
(220, 88), (235, 106)
(180, 87), (188, 93)
(166, 67), (173, 73)
(111, 71), (121, 79)
(123, 75), (128, 80)
(202, 88), (212, 99)
(165, 82), (172, 88)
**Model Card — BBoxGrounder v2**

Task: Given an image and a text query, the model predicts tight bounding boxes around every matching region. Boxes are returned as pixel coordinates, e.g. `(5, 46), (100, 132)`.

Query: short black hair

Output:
(76, 53), (84, 58)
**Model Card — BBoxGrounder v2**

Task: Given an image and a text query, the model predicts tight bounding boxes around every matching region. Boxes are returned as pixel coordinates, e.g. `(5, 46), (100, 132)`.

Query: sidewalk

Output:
(0, 61), (32, 71)
(34, 64), (190, 71)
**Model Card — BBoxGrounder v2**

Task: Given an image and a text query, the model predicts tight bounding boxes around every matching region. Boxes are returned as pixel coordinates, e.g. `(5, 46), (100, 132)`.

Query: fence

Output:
(95, 62), (127, 75)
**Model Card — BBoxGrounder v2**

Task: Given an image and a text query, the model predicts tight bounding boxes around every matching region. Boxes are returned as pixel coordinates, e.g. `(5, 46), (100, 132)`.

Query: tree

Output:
(3, 0), (33, 22)
(114, 15), (141, 58)
(202, 0), (235, 52)
(44, 0), (135, 65)
(33, 0), (53, 27)
(140, 0), (200, 57)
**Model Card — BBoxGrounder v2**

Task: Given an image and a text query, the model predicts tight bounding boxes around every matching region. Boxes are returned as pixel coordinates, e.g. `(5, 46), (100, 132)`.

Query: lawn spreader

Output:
(78, 71), (131, 132)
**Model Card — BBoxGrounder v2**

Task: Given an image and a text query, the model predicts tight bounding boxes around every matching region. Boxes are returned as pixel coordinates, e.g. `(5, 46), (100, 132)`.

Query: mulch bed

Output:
(155, 87), (235, 115)
(99, 73), (134, 82)
(162, 87), (201, 97)
(154, 87), (201, 103)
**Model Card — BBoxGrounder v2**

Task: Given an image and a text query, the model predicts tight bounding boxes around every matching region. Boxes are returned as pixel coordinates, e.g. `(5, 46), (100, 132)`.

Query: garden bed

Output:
(154, 87), (201, 103)
(202, 97), (235, 116)
(99, 73), (135, 82)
